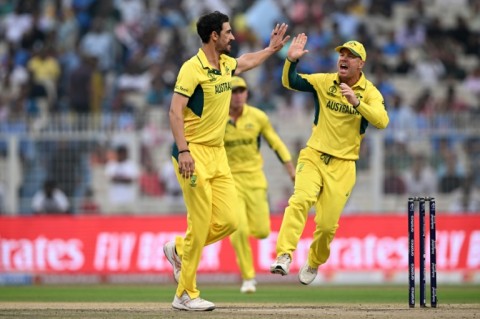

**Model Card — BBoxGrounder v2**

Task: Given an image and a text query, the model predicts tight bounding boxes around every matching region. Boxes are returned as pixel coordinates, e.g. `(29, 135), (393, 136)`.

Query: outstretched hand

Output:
(267, 23), (290, 52)
(287, 33), (309, 61)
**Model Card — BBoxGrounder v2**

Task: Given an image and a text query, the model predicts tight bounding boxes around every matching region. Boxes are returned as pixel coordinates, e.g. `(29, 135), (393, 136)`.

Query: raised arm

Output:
(235, 23), (290, 75)
(281, 33), (316, 92)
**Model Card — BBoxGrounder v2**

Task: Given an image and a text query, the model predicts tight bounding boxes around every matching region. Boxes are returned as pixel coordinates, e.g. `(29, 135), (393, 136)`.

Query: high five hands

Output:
(268, 23), (290, 52)
(287, 33), (309, 61)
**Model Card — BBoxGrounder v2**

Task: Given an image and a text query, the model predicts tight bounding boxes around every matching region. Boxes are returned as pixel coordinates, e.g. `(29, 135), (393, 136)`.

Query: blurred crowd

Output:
(0, 0), (479, 214)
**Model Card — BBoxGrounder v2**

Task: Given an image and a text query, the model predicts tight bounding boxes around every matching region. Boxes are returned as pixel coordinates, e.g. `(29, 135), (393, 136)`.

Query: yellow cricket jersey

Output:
(224, 104), (292, 174)
(282, 59), (389, 160)
(174, 48), (238, 147)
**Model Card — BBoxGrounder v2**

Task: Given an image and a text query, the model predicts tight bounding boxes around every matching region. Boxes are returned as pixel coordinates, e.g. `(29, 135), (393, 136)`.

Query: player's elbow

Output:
(373, 115), (389, 130)
(169, 107), (182, 124)
(378, 117), (389, 129)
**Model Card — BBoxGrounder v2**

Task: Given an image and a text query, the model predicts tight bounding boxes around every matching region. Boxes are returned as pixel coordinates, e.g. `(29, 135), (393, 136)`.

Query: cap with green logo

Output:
(335, 41), (366, 61)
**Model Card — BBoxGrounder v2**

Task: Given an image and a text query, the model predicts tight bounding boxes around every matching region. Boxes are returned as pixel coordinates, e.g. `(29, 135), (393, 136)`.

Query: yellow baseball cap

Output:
(335, 41), (366, 61)
(231, 76), (247, 90)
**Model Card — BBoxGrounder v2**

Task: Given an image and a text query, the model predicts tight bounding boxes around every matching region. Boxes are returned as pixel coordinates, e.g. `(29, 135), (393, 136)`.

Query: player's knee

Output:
(226, 217), (239, 235)
(233, 223), (248, 237)
(252, 228), (270, 239)
(212, 217), (238, 237)
(288, 192), (316, 211)
(316, 223), (338, 234)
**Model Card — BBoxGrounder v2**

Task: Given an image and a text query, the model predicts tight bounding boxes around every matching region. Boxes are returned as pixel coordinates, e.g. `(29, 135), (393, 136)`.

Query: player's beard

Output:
(220, 42), (232, 55)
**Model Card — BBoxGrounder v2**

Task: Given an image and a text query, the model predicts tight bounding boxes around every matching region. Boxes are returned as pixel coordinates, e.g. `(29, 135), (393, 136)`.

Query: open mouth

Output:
(340, 63), (348, 70)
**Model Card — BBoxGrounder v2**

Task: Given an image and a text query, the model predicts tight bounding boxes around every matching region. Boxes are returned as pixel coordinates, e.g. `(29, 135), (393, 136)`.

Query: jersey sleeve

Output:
(357, 85), (389, 129)
(229, 56), (238, 76)
(174, 61), (198, 97)
(281, 58), (316, 92)
(259, 110), (292, 163)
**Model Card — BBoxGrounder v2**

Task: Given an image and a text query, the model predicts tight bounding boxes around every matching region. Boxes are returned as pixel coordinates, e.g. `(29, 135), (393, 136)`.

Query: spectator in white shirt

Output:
(32, 180), (70, 214)
(79, 18), (116, 72)
(105, 145), (139, 214)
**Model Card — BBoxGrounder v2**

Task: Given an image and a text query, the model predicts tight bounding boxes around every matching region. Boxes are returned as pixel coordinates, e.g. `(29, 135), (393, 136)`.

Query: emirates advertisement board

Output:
(0, 215), (479, 278)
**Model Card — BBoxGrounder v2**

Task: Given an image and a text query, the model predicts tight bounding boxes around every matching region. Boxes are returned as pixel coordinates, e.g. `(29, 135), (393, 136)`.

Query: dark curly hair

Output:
(196, 11), (230, 44)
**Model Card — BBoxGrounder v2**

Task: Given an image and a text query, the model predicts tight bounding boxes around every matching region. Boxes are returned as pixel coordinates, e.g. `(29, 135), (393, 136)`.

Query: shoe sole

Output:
(270, 266), (288, 276)
(172, 304), (215, 311)
(163, 244), (179, 283)
(240, 289), (256, 293)
(299, 278), (312, 285)
(298, 273), (316, 285)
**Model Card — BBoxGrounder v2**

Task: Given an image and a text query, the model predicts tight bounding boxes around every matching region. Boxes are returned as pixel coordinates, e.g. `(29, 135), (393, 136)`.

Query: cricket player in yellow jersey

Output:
(225, 76), (295, 293)
(270, 35), (389, 284)
(163, 11), (290, 311)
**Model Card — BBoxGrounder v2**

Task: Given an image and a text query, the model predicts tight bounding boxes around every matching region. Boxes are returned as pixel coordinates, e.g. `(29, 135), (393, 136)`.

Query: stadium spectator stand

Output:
(0, 0), (479, 214)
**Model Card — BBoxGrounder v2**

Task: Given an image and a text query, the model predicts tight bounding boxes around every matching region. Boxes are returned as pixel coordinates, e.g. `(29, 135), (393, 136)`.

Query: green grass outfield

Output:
(0, 283), (479, 304)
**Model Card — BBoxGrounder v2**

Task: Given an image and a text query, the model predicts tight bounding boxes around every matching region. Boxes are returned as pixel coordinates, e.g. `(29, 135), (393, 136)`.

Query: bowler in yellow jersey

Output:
(164, 11), (290, 311)
(270, 35), (389, 285)
(225, 76), (295, 293)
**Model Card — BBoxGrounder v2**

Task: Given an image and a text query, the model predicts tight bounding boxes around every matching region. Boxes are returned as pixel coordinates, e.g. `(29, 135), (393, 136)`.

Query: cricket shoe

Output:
(240, 279), (257, 293)
(172, 292), (215, 311)
(298, 262), (318, 285)
(270, 253), (291, 276)
(163, 241), (181, 283)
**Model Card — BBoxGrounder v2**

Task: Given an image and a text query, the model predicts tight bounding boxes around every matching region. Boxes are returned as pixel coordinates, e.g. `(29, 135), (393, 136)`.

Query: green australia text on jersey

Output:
(224, 104), (292, 174)
(174, 48), (238, 147)
(282, 59), (389, 160)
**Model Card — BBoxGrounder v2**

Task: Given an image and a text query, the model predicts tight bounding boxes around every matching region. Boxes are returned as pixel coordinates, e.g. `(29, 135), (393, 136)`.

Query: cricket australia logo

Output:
(327, 85), (337, 97)
(355, 93), (363, 101)
(297, 163), (304, 173)
(224, 63), (230, 75)
(190, 175), (197, 187)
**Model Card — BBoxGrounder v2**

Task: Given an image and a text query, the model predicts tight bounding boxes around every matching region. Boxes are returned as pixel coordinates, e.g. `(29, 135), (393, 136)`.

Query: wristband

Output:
(178, 149), (190, 154)
(353, 100), (361, 108)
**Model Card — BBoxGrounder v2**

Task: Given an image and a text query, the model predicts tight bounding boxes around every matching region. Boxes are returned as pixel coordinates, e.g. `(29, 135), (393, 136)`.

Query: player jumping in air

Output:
(270, 35), (389, 284)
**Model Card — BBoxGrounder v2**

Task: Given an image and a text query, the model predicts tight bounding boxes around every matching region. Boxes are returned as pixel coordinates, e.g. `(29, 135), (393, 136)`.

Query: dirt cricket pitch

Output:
(1, 302), (478, 319)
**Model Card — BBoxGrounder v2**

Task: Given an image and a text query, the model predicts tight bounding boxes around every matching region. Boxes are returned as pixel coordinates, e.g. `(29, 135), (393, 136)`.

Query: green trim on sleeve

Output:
(286, 61), (316, 92)
(187, 84), (204, 117)
(313, 95), (321, 126)
(359, 117), (369, 134)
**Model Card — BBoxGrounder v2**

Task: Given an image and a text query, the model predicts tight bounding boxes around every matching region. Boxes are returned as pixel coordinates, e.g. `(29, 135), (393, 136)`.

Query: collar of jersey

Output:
(196, 48), (225, 75)
(227, 104), (249, 126)
(334, 72), (367, 90)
